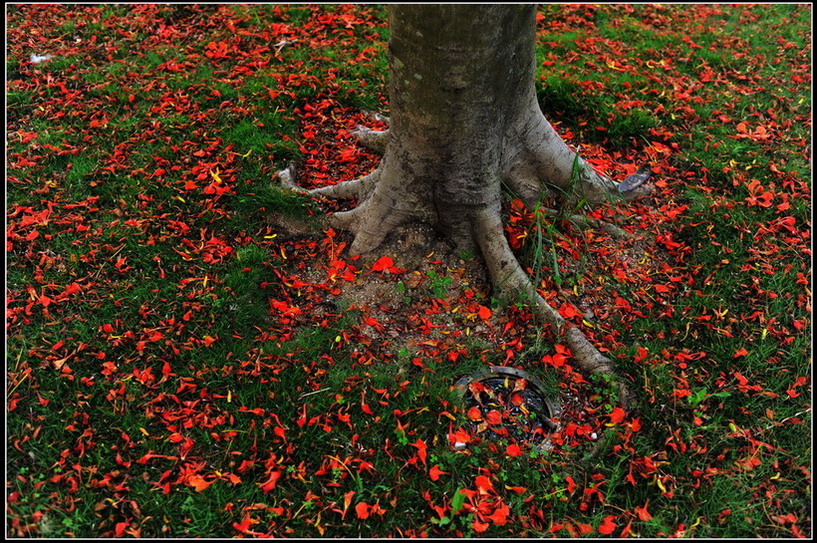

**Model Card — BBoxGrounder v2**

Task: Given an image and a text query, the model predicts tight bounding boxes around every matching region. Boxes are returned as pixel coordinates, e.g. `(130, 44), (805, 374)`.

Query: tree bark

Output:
(328, 5), (617, 254)
(281, 5), (634, 405)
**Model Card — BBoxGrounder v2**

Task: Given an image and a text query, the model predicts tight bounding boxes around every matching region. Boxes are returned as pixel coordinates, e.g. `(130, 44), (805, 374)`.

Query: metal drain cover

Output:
(453, 366), (561, 448)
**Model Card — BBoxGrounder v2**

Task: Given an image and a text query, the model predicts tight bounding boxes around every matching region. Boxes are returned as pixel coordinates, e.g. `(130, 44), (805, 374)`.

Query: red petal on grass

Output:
(450, 427), (472, 445)
(477, 305), (491, 320)
(485, 410), (502, 425)
(342, 491), (355, 519)
(472, 520), (490, 533)
(188, 475), (212, 492)
(635, 501), (653, 521)
(505, 443), (523, 457)
(411, 439), (428, 464)
(355, 501), (371, 519)
(487, 503), (509, 525)
(232, 515), (257, 535)
(259, 470), (281, 493)
(598, 515), (617, 535)
(371, 256), (394, 272)
(577, 523), (593, 535)
(429, 465), (448, 481)
(475, 474), (494, 493)
(114, 522), (129, 537)
(607, 406), (626, 424)
(558, 303), (582, 319)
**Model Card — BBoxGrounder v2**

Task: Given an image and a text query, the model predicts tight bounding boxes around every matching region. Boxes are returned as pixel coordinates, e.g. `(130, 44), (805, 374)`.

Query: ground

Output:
(6, 4), (812, 538)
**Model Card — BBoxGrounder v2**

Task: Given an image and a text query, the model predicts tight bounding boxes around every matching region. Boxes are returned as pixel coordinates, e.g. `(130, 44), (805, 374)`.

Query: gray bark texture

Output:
(280, 5), (634, 405)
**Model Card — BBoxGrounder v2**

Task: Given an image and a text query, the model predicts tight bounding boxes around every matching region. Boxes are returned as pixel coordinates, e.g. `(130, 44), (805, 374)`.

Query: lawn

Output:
(6, 4), (811, 538)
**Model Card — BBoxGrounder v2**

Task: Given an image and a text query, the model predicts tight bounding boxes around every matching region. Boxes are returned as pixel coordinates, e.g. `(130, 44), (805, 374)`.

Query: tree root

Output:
(351, 126), (389, 154)
(502, 177), (631, 238)
(473, 208), (634, 408)
(505, 109), (654, 210)
(277, 166), (379, 201)
(348, 202), (411, 254)
(278, 117), (639, 409)
(312, 168), (380, 200)
(277, 165), (302, 193)
(363, 110), (390, 125)
(538, 207), (632, 239)
(505, 112), (619, 206)
(277, 164), (415, 254)
(328, 204), (366, 231)
(277, 122), (393, 200)
(280, 161), (635, 408)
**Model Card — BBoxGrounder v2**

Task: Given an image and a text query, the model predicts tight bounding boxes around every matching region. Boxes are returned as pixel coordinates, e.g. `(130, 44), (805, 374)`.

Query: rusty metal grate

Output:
(453, 366), (562, 449)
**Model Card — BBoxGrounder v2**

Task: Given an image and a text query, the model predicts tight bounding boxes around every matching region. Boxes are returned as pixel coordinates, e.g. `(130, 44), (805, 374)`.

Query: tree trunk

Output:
(280, 5), (635, 405)
(321, 5), (616, 253)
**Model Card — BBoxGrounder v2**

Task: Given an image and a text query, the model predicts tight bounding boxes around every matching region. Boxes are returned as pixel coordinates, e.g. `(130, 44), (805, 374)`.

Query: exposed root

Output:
(473, 208), (634, 407)
(567, 160), (620, 207)
(507, 111), (621, 206)
(544, 153), (654, 206)
(539, 207), (632, 239)
(352, 126), (389, 154)
(618, 181), (654, 201)
(349, 200), (412, 254)
(504, 172), (630, 237)
(277, 161), (418, 254)
(277, 165), (304, 193)
(310, 168), (380, 200)
(616, 164), (653, 199)
(309, 179), (363, 199)
(278, 166), (380, 201)
(329, 204), (366, 232)
(504, 173), (547, 211)
(363, 110), (390, 125)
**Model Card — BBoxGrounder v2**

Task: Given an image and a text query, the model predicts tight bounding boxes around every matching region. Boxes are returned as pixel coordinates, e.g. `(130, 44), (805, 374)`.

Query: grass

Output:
(7, 3), (811, 539)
